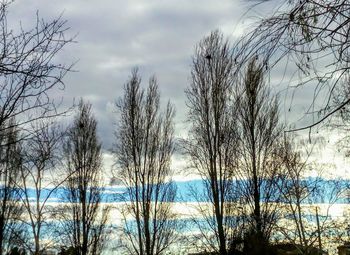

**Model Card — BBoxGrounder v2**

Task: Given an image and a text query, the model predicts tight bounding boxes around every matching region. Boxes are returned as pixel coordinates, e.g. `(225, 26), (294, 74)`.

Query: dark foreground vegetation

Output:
(0, 0), (349, 254)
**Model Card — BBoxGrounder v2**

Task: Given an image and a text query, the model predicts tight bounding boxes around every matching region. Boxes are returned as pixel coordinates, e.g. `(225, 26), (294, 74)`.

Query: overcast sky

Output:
(8, 0), (274, 148)
(10, 0), (308, 143)
(7, 0), (348, 179)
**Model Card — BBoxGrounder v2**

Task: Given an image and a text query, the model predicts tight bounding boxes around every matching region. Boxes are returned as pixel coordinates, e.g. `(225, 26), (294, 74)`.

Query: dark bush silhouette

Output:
(58, 246), (79, 255)
(6, 247), (25, 255)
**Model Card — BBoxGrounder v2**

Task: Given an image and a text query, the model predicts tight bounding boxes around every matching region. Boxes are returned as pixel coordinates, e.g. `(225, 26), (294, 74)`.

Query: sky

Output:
(7, 0), (350, 179)
(8, 0), (267, 147)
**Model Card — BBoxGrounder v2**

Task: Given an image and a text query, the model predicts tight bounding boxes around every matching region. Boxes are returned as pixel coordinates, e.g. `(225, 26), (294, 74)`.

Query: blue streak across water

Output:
(19, 178), (349, 204)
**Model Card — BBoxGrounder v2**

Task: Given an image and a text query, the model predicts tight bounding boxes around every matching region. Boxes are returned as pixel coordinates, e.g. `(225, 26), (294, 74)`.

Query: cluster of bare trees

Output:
(231, 0), (350, 253)
(1, 0), (350, 254)
(0, 101), (111, 255)
(108, 1), (350, 252)
(110, 1), (350, 251)
(182, 29), (346, 255)
(111, 29), (350, 255)
(0, 1), (178, 253)
(184, 30), (282, 255)
(113, 1), (340, 254)
(0, 2), (110, 254)
(0, 0), (71, 252)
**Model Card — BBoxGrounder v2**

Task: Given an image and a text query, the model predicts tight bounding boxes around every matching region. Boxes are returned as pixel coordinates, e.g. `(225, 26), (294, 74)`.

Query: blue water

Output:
(17, 178), (349, 204)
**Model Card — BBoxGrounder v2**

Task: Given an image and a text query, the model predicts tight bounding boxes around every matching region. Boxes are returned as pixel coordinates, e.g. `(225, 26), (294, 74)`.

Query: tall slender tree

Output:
(19, 121), (64, 255)
(235, 59), (283, 255)
(114, 69), (178, 255)
(61, 100), (109, 255)
(0, 119), (24, 255)
(184, 31), (238, 255)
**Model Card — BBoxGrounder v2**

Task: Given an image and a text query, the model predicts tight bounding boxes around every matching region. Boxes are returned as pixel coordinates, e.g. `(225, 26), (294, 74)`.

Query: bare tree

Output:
(18, 121), (65, 255)
(0, 1), (73, 137)
(0, 2), (73, 252)
(183, 31), (239, 255)
(235, 0), (350, 130)
(235, 59), (284, 254)
(276, 135), (344, 254)
(60, 100), (109, 255)
(114, 69), (178, 255)
(0, 4), (73, 250)
(0, 119), (24, 255)
(279, 138), (312, 250)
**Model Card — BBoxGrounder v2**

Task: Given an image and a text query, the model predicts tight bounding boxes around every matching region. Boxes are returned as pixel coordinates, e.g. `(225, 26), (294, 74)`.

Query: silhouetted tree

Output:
(19, 121), (64, 255)
(114, 69), (178, 255)
(0, 3), (73, 250)
(184, 31), (239, 255)
(0, 1), (73, 139)
(235, 59), (284, 255)
(0, 120), (24, 255)
(61, 100), (109, 255)
(235, 0), (350, 130)
(278, 135), (343, 254)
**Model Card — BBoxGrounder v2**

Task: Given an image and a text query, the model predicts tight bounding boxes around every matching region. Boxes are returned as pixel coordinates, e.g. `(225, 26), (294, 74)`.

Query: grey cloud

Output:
(9, 0), (294, 149)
